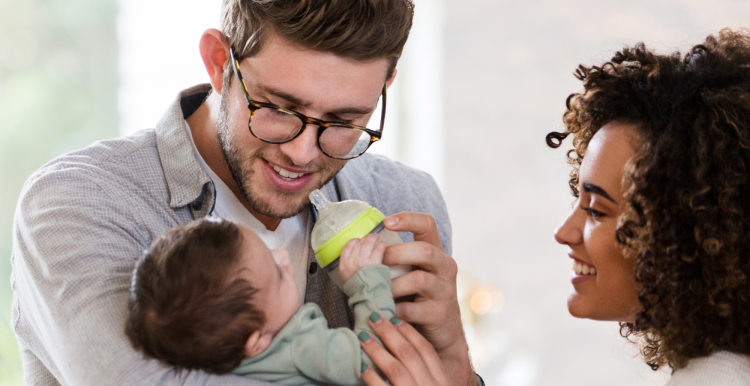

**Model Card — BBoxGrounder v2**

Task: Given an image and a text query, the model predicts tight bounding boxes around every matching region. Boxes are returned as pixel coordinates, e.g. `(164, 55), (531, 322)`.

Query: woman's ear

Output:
(243, 330), (273, 358)
(198, 28), (230, 95)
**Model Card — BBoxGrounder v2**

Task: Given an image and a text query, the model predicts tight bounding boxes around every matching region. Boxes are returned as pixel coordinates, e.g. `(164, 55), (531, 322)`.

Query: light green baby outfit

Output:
(232, 265), (395, 385)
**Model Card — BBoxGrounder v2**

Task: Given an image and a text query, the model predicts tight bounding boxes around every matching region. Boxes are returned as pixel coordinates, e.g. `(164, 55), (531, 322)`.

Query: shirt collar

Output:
(154, 84), (213, 209)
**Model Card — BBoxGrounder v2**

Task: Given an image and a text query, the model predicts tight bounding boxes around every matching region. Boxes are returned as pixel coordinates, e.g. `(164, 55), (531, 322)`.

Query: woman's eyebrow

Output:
(582, 182), (617, 203)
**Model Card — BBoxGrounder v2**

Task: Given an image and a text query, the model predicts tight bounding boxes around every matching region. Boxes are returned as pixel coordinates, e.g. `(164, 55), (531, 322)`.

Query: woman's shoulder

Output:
(667, 351), (750, 386)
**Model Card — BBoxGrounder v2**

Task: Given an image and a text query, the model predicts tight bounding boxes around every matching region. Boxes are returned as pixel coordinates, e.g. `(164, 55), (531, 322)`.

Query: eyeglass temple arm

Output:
(229, 46), (254, 107)
(379, 84), (387, 133)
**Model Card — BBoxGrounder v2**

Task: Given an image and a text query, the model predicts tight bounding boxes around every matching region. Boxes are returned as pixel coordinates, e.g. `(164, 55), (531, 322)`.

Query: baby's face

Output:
(238, 224), (300, 335)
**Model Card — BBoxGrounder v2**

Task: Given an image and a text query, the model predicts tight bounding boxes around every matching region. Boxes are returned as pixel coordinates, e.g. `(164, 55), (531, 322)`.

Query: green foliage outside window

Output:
(0, 0), (118, 383)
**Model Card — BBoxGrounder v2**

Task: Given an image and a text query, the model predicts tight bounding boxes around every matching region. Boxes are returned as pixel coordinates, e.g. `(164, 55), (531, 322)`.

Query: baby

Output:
(125, 217), (394, 385)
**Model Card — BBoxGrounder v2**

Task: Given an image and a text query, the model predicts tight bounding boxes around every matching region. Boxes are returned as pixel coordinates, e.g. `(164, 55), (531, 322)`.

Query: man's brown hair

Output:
(125, 218), (265, 374)
(221, 0), (415, 80)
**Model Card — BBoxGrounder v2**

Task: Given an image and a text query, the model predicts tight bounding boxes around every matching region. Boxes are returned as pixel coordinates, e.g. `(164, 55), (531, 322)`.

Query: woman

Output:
(361, 29), (750, 385)
(548, 28), (750, 382)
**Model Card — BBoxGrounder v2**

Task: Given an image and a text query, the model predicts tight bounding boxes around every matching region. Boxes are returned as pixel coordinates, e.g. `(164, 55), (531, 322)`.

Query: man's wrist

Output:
(437, 338), (476, 386)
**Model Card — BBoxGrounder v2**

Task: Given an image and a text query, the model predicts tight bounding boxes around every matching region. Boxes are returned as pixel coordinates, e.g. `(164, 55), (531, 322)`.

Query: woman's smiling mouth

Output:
(572, 259), (597, 275)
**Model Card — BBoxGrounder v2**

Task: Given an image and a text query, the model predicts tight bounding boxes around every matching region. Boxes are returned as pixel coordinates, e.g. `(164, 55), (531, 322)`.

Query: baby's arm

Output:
(340, 235), (396, 362)
(284, 236), (395, 385)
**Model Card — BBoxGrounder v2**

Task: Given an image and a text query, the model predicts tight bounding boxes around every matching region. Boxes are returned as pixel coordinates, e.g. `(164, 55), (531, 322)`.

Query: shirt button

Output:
(308, 262), (318, 275)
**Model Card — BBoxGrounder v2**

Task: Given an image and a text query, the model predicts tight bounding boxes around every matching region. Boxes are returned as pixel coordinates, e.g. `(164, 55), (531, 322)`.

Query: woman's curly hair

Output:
(547, 28), (750, 370)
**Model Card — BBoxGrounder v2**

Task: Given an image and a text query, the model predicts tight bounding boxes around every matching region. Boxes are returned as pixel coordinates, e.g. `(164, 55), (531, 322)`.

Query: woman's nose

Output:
(554, 207), (583, 246)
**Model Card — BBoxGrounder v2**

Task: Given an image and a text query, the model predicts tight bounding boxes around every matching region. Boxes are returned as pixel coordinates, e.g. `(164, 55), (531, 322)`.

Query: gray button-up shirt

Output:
(11, 84), (451, 386)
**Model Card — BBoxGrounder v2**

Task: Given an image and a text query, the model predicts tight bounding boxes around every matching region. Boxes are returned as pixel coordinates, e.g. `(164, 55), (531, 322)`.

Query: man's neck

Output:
(186, 92), (283, 231)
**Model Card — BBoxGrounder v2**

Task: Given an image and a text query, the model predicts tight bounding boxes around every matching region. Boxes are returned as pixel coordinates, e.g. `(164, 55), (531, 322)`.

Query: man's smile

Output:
(261, 159), (315, 192)
(270, 164), (309, 181)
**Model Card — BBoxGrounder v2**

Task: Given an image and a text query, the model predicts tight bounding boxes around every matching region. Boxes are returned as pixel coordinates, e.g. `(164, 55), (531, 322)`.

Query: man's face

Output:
(217, 34), (390, 219)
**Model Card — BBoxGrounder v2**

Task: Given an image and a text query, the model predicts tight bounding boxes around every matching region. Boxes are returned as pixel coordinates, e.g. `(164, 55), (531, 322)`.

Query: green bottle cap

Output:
(314, 206), (385, 268)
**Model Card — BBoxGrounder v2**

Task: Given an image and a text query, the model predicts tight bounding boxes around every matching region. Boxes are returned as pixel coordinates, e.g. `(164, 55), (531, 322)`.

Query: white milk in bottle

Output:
(309, 189), (411, 289)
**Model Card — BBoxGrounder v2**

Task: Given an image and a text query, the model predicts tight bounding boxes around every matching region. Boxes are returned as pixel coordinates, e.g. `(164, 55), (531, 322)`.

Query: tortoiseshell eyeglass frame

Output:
(229, 46), (385, 160)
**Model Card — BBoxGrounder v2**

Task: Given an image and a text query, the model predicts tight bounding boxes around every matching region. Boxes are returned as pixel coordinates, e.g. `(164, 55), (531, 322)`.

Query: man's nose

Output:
(279, 124), (320, 166)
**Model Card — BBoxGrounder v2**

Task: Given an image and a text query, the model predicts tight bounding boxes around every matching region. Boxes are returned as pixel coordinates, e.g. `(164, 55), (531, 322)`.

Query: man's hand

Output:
(339, 234), (387, 284)
(383, 213), (476, 386)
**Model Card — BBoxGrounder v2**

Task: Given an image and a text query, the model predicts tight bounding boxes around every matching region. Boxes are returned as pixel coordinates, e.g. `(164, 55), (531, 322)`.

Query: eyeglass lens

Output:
(250, 108), (374, 159)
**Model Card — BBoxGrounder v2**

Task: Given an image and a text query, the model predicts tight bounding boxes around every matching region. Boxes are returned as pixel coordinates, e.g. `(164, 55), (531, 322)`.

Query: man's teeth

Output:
(573, 261), (597, 275)
(272, 165), (305, 180)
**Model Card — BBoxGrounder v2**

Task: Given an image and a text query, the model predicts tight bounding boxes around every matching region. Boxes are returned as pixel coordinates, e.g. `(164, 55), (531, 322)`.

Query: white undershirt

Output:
(185, 122), (310, 306)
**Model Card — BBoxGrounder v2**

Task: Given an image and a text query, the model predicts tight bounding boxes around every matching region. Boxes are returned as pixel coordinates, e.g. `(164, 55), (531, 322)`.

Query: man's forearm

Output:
(438, 338), (479, 386)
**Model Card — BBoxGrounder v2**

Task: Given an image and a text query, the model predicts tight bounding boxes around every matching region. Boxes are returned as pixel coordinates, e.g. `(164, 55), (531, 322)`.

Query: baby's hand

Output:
(338, 234), (387, 284)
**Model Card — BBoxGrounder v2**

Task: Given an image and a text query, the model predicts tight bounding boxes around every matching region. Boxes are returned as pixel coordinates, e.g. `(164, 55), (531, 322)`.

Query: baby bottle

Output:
(309, 189), (411, 289)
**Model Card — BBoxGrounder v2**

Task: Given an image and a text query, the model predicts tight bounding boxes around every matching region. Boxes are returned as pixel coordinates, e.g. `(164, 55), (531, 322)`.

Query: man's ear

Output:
(243, 330), (273, 358)
(198, 28), (230, 94)
(386, 67), (398, 89)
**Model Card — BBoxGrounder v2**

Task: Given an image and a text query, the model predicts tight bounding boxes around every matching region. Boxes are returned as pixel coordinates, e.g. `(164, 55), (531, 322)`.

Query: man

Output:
(11, 1), (476, 385)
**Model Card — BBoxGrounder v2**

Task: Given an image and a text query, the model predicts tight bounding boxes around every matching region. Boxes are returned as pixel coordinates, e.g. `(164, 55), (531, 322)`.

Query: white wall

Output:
(117, 0), (222, 136)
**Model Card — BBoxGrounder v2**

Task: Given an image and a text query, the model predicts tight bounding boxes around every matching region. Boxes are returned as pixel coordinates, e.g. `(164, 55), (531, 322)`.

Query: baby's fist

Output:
(338, 234), (387, 284)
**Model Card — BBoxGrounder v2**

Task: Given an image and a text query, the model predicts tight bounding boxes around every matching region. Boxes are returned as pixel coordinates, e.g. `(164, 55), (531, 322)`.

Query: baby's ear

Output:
(243, 330), (273, 358)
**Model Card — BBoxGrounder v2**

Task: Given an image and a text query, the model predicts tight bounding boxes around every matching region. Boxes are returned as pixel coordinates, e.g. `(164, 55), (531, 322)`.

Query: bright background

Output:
(2, 0), (749, 385)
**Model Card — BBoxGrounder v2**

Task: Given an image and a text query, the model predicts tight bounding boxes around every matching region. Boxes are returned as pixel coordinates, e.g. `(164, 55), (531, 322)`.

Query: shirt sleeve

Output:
(287, 265), (394, 385)
(12, 167), (269, 386)
(342, 265), (396, 340)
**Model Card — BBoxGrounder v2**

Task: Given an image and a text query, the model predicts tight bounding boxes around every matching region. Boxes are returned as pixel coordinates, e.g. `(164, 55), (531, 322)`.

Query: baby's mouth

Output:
(572, 260), (597, 275)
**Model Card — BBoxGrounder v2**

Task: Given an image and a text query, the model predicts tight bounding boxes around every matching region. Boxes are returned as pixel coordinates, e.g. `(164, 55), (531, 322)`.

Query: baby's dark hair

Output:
(125, 217), (265, 374)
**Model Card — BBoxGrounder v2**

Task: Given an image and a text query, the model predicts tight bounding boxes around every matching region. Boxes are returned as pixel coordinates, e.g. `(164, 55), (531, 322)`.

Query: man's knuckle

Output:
(413, 270), (428, 287)
(397, 305), (412, 320)
(419, 242), (433, 257)
(446, 256), (458, 277)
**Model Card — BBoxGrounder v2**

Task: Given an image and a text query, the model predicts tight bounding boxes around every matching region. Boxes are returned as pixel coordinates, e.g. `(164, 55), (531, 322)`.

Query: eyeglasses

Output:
(229, 47), (385, 160)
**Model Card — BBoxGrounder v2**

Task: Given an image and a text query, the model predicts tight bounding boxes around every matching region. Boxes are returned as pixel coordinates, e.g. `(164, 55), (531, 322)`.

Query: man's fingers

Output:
(360, 332), (418, 386)
(383, 242), (441, 270)
(394, 300), (441, 327)
(384, 212), (443, 250)
(390, 269), (441, 299)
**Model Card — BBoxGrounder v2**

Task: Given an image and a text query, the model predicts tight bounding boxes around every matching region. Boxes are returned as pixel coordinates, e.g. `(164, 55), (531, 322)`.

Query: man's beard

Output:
(216, 93), (342, 219)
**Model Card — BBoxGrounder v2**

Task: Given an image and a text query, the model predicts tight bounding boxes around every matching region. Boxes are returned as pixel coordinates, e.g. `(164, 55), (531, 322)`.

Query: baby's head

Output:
(125, 217), (300, 374)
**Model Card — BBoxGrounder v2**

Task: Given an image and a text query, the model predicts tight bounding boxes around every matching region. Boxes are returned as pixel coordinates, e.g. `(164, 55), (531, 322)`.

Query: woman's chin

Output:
(567, 293), (637, 322)
(566, 294), (591, 319)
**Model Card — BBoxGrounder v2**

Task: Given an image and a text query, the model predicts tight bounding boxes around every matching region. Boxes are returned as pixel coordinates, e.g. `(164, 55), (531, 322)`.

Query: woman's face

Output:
(554, 121), (642, 322)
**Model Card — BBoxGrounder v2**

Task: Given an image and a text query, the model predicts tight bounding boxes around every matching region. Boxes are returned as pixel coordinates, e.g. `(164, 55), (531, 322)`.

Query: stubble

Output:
(215, 90), (343, 219)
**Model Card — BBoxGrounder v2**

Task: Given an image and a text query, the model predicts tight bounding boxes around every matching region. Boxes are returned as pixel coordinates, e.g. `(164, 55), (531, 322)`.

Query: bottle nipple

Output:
(309, 189), (330, 213)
